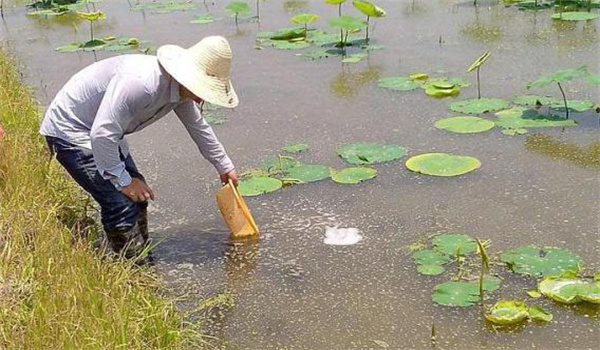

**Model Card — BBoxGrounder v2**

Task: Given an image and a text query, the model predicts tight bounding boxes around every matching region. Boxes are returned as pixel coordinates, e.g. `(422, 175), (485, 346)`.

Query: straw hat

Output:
(157, 36), (239, 108)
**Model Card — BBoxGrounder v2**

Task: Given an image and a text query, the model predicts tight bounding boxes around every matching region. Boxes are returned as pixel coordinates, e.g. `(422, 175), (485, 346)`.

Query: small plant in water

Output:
(77, 11), (107, 44)
(475, 238), (490, 302)
(352, 0), (386, 43)
(467, 52), (490, 99)
(325, 0), (348, 46)
(328, 15), (367, 48)
(227, 1), (251, 27)
(290, 13), (320, 39)
(527, 66), (589, 119)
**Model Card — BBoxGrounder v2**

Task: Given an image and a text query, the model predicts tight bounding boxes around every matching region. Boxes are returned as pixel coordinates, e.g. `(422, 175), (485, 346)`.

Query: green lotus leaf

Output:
(226, 1), (251, 15)
(331, 167), (377, 184)
(190, 13), (215, 24)
(284, 164), (330, 183)
(527, 66), (588, 89)
(529, 305), (553, 322)
(433, 234), (477, 256)
(81, 39), (108, 50)
(56, 43), (83, 53)
(271, 40), (311, 50)
(291, 13), (320, 25)
(27, 7), (70, 16)
(328, 15), (367, 32)
(432, 278), (500, 307)
(412, 249), (451, 265)
(551, 12), (599, 21)
(410, 73), (429, 81)
(549, 100), (596, 113)
(238, 177), (283, 197)
(282, 143), (310, 153)
(435, 116), (495, 134)
(501, 246), (583, 277)
(584, 73), (600, 86)
(424, 85), (461, 98)
(378, 77), (420, 91)
(417, 264), (445, 276)
(325, 0), (347, 5)
(501, 128), (528, 136)
(495, 107), (577, 129)
(467, 52), (491, 73)
(449, 98), (509, 114)
(270, 28), (307, 41)
(204, 116), (226, 125)
(259, 157), (300, 173)
(513, 1), (554, 10)
(448, 77), (471, 88)
(307, 30), (341, 46)
(527, 290), (542, 298)
(485, 301), (529, 325)
(538, 277), (589, 304)
(352, 0), (386, 18)
(513, 95), (561, 107)
(77, 11), (106, 21)
(581, 282), (600, 303)
(342, 53), (368, 63)
(430, 81), (455, 89)
(338, 143), (408, 165)
(405, 153), (481, 177)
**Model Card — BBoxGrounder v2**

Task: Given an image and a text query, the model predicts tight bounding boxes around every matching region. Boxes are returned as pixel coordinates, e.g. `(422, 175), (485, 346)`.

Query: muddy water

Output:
(2, 0), (599, 349)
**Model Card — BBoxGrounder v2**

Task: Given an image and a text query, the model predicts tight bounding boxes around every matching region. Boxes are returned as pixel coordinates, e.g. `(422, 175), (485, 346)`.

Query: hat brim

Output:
(157, 45), (239, 109)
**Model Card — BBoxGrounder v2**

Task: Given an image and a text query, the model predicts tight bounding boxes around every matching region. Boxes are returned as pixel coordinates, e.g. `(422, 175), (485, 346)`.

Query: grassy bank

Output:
(0, 46), (202, 349)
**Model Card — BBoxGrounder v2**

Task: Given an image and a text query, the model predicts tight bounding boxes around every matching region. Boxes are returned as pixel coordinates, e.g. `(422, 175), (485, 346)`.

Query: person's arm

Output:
(173, 101), (238, 185)
(90, 75), (154, 201)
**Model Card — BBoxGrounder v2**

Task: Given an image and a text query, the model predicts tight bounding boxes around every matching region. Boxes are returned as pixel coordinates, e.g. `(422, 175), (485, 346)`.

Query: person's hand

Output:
(121, 178), (155, 203)
(220, 170), (239, 187)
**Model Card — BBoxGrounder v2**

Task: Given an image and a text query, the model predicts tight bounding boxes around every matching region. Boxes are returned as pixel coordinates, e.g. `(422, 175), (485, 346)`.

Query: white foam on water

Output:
(323, 226), (362, 246)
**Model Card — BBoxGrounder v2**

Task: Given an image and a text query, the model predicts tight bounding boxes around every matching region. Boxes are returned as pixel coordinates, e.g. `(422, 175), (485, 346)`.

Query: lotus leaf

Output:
(581, 282), (600, 303)
(405, 153), (481, 177)
(352, 1), (386, 18)
(410, 73), (429, 81)
(501, 246), (583, 277)
(190, 13), (216, 24)
(413, 250), (451, 265)
(331, 167), (377, 184)
(238, 177), (283, 197)
(270, 28), (307, 41)
(527, 66), (588, 89)
(226, 2), (251, 15)
(82, 39), (107, 50)
(435, 116), (495, 134)
(449, 98), (509, 114)
(424, 84), (460, 98)
(432, 278), (500, 307)
(378, 77), (420, 91)
(27, 7), (69, 16)
(342, 53), (368, 63)
(513, 1), (554, 10)
(485, 301), (529, 325)
(538, 277), (590, 304)
(448, 78), (470, 88)
(417, 264), (445, 276)
(338, 143), (408, 165)
(363, 44), (385, 51)
(328, 15), (367, 32)
(467, 52), (491, 73)
(495, 107), (577, 129)
(527, 290), (542, 298)
(514, 95), (561, 107)
(271, 40), (311, 50)
(551, 12), (599, 21)
(307, 31), (342, 46)
(204, 116), (226, 125)
(77, 11), (106, 21)
(291, 13), (320, 25)
(325, 0), (347, 4)
(282, 143), (310, 153)
(284, 164), (330, 183)
(584, 73), (600, 86)
(259, 157), (300, 173)
(56, 43), (83, 53)
(433, 234), (477, 256)
(529, 305), (553, 322)
(549, 100), (596, 113)
(501, 128), (529, 136)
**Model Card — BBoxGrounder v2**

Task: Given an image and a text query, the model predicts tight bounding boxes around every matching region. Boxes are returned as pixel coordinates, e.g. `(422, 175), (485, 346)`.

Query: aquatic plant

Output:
(190, 13), (216, 24)
(552, 11), (599, 21)
(331, 167), (377, 184)
(227, 1), (251, 27)
(449, 98), (509, 114)
(494, 106), (577, 135)
(434, 116), (495, 134)
(352, 0), (386, 43)
(538, 276), (600, 304)
(405, 153), (482, 177)
(377, 77), (420, 91)
(338, 143), (408, 165)
(501, 245), (583, 277)
(412, 249), (451, 276)
(328, 15), (367, 48)
(432, 278), (500, 307)
(527, 66), (589, 119)
(77, 10), (106, 43)
(475, 238), (490, 302)
(290, 13), (320, 38)
(238, 176), (283, 196)
(284, 164), (330, 183)
(325, 0), (348, 45)
(467, 52), (490, 99)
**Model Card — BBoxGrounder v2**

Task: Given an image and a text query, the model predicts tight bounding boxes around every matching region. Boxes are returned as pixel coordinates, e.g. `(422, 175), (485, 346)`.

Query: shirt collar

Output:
(169, 79), (180, 104)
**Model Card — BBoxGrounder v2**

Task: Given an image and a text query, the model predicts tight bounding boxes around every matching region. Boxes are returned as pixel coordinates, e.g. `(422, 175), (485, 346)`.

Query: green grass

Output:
(0, 46), (204, 349)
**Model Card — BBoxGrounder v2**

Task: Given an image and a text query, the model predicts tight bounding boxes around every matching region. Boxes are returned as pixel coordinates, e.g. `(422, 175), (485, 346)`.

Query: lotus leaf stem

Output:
(557, 82), (569, 119)
(256, 0), (260, 20)
(476, 68), (481, 99)
(365, 16), (370, 43)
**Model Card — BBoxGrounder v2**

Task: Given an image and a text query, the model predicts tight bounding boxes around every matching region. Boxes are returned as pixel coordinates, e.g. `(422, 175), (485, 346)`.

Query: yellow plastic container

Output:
(216, 179), (260, 238)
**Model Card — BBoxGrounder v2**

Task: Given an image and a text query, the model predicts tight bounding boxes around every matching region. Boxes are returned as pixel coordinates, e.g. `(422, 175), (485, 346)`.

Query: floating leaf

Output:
(190, 13), (216, 24)
(538, 277), (590, 304)
(435, 116), (495, 134)
(226, 1), (252, 16)
(238, 177), (283, 197)
(495, 107), (577, 129)
(338, 143), (408, 165)
(77, 11), (106, 22)
(432, 278), (500, 307)
(325, 0), (347, 4)
(424, 84), (460, 98)
(433, 234), (477, 256)
(56, 43), (83, 53)
(449, 98), (509, 114)
(328, 15), (367, 32)
(527, 290), (542, 298)
(405, 153), (481, 177)
(513, 95), (561, 107)
(378, 77), (420, 91)
(501, 246), (583, 277)
(485, 301), (529, 325)
(352, 0), (386, 18)
(413, 249), (451, 265)
(331, 167), (377, 184)
(581, 282), (600, 303)
(467, 52), (491, 73)
(282, 143), (310, 153)
(284, 164), (330, 183)
(417, 264), (445, 276)
(583, 73), (600, 86)
(270, 40), (311, 50)
(527, 66), (588, 89)
(551, 12), (599, 21)
(410, 73), (429, 81)
(549, 100), (596, 113)
(259, 156), (300, 173)
(27, 7), (70, 16)
(529, 306), (553, 322)
(270, 28), (307, 41)
(204, 116), (226, 125)
(291, 13), (320, 26)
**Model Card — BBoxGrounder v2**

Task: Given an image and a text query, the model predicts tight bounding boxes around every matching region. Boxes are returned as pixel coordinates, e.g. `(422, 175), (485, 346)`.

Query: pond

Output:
(1, 0), (599, 349)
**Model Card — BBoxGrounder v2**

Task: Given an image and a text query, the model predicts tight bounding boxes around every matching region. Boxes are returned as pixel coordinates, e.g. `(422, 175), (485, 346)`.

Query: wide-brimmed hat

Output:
(157, 36), (239, 108)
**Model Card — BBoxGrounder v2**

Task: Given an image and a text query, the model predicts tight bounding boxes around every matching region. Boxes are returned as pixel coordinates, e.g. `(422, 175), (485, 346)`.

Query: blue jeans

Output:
(46, 136), (146, 233)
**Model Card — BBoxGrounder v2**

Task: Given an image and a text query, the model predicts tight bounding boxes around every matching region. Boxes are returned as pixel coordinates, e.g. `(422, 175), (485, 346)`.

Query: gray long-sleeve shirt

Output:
(40, 54), (235, 189)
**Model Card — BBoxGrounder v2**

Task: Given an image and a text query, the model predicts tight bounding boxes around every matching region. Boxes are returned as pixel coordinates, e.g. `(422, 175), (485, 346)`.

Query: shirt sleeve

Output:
(174, 101), (235, 175)
(90, 75), (149, 189)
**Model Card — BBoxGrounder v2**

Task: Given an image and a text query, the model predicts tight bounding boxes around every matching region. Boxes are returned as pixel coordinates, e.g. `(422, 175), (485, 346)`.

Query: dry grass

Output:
(0, 46), (204, 350)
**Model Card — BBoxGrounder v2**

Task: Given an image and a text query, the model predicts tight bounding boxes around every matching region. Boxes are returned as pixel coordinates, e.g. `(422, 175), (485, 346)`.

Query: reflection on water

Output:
(403, 0), (430, 16)
(282, 0), (309, 15)
(330, 65), (381, 98)
(525, 134), (600, 168)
